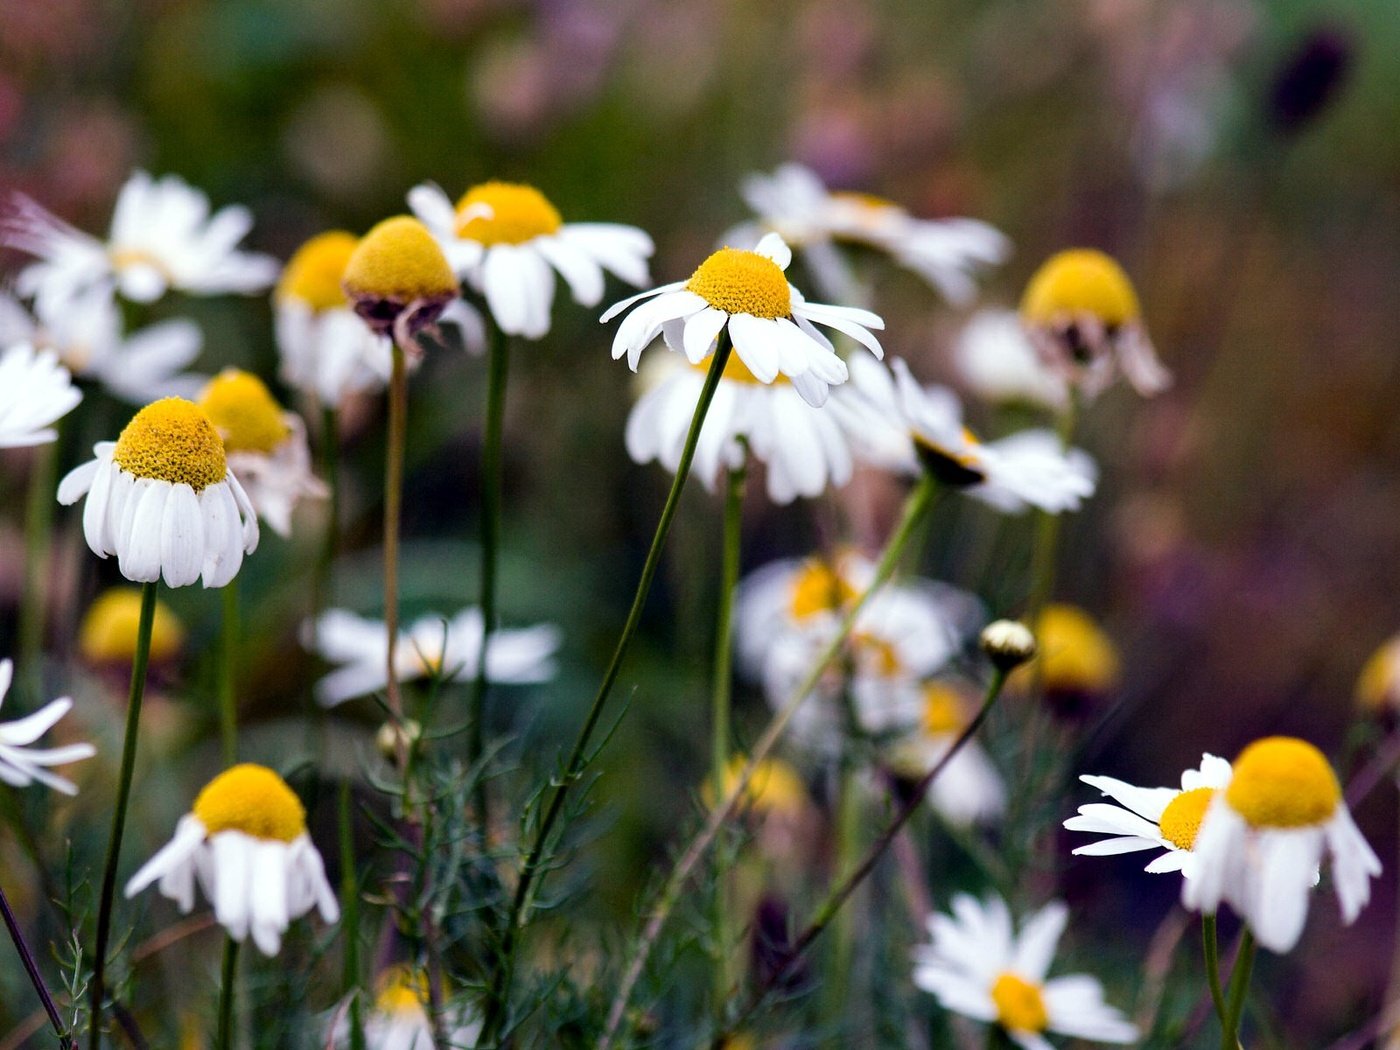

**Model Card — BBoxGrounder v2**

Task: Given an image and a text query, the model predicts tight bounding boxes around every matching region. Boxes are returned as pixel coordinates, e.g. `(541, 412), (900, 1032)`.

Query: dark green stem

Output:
(217, 936), (239, 1050)
(1203, 914), (1227, 1023)
(219, 579), (239, 766)
(339, 780), (365, 1050)
(1221, 929), (1256, 1050)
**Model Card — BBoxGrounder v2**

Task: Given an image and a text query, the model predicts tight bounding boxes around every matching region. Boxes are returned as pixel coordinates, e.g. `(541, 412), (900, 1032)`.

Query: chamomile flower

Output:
(0, 659), (96, 795)
(706, 754), (809, 819)
(1182, 736), (1381, 953)
(57, 397), (259, 588)
(0, 342), (81, 447)
(602, 233), (883, 408)
(913, 894), (1138, 1049)
(342, 217), (458, 346)
(308, 607), (561, 707)
(409, 180), (654, 340)
(332, 966), (481, 1050)
(887, 682), (1006, 826)
(124, 764), (339, 956)
(2, 171), (277, 313)
(1012, 604), (1121, 713)
(953, 309), (1068, 413)
(1356, 632), (1400, 716)
(1066, 753), (1233, 878)
(198, 369), (327, 537)
(78, 587), (186, 667)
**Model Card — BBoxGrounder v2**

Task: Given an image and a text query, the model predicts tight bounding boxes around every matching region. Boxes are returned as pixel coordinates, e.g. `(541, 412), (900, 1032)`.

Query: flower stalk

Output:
(217, 936), (239, 1050)
(383, 341), (410, 768)
(1220, 929), (1256, 1050)
(219, 580), (239, 765)
(1, 877), (72, 1048)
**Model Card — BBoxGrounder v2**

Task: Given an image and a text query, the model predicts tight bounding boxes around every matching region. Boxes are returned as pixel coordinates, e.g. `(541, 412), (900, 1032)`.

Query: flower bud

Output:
(376, 718), (422, 764)
(980, 619), (1037, 672)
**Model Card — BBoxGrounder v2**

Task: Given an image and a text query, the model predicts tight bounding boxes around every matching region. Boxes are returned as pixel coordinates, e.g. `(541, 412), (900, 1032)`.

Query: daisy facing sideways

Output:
(0, 658), (96, 795)
(913, 894), (1137, 1049)
(0, 342), (81, 448)
(333, 966), (481, 1050)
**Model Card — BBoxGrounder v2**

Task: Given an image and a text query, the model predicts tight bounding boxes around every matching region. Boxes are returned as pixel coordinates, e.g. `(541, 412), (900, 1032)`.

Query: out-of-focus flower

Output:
(78, 586), (186, 667)
(307, 607), (561, 707)
(341, 217), (457, 345)
(409, 180), (653, 340)
(1013, 604), (1120, 710)
(913, 894), (1138, 1048)
(734, 551), (875, 675)
(0, 342), (81, 447)
(0, 658), (95, 795)
(1355, 633), (1400, 716)
(953, 309), (1068, 412)
(125, 764), (339, 956)
(1066, 753), (1233, 879)
(57, 397), (259, 588)
(332, 965), (481, 1049)
(980, 620), (1038, 672)
(603, 233), (882, 408)
(887, 682), (1005, 826)
(705, 754), (808, 819)
(1267, 27), (1353, 135)
(1183, 736), (1380, 953)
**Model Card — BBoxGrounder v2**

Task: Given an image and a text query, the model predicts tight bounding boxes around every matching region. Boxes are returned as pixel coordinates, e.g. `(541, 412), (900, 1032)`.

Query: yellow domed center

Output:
(192, 764), (306, 843)
(991, 972), (1048, 1033)
(1021, 249), (1141, 328)
(690, 353), (789, 386)
(922, 684), (966, 736)
(1029, 604), (1120, 694)
(112, 398), (227, 491)
(790, 560), (856, 620)
(198, 369), (290, 454)
(342, 216), (457, 302)
(1225, 737), (1340, 829)
(79, 588), (185, 664)
(277, 231), (357, 311)
(710, 754), (807, 816)
(1159, 786), (1215, 850)
(373, 967), (430, 1015)
(455, 181), (563, 245)
(1356, 638), (1400, 713)
(686, 248), (792, 319)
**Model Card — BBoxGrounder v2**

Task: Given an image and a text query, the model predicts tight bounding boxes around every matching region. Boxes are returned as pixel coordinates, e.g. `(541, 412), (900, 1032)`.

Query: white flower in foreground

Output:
(0, 342), (82, 447)
(914, 894), (1138, 1049)
(308, 607), (561, 707)
(731, 163), (1009, 305)
(953, 309), (1068, 413)
(409, 180), (653, 340)
(125, 764), (339, 956)
(887, 682), (1005, 826)
(603, 233), (883, 408)
(57, 397), (259, 588)
(1182, 736), (1381, 953)
(0, 659), (96, 795)
(1066, 753), (1232, 879)
(333, 967), (481, 1049)
(2, 171), (277, 312)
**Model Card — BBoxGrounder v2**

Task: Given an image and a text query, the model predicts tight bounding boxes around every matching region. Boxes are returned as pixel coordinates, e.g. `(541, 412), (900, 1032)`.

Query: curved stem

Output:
(383, 342), (409, 766)
(89, 580), (157, 1050)
(1220, 929), (1256, 1050)
(219, 579), (239, 766)
(1203, 914), (1227, 1023)
(1, 878), (71, 1048)
(217, 936), (239, 1050)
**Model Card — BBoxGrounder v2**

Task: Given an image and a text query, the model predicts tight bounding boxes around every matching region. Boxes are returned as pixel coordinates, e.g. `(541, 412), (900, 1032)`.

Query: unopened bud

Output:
(980, 619), (1037, 671)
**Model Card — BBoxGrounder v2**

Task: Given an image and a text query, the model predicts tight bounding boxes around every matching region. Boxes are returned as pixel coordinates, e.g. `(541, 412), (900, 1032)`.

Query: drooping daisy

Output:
(887, 682), (1006, 827)
(341, 216), (458, 347)
(78, 587), (186, 668)
(913, 894), (1138, 1049)
(1355, 632), (1400, 717)
(952, 308), (1069, 413)
(409, 180), (654, 340)
(198, 369), (327, 537)
(2, 171), (278, 313)
(307, 607), (561, 707)
(1182, 736), (1381, 953)
(1066, 753), (1233, 878)
(336, 966), (482, 1050)
(0, 659), (96, 795)
(729, 163), (1010, 305)
(0, 342), (82, 447)
(603, 233), (883, 408)
(1020, 249), (1170, 399)
(124, 763), (339, 956)
(57, 397), (260, 588)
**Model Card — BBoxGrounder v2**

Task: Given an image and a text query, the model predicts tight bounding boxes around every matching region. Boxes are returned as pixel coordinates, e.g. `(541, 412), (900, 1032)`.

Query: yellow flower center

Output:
(1224, 737), (1341, 829)
(109, 247), (173, 281)
(1020, 603), (1120, 695)
(192, 764), (306, 843)
(372, 967), (430, 1015)
(922, 683), (966, 736)
(789, 560), (857, 620)
(686, 248), (792, 319)
(198, 369), (291, 454)
(913, 426), (985, 486)
(455, 181), (563, 245)
(1356, 638), (1400, 713)
(991, 972), (1049, 1033)
(277, 230), (358, 311)
(831, 190), (900, 212)
(1158, 786), (1215, 850)
(708, 754), (807, 816)
(690, 353), (789, 386)
(112, 398), (227, 491)
(342, 216), (457, 303)
(1021, 249), (1141, 328)
(78, 588), (185, 665)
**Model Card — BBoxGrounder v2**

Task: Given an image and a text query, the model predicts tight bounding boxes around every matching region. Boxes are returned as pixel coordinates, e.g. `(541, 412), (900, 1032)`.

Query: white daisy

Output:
(124, 763), (339, 956)
(1182, 736), (1381, 953)
(602, 232), (883, 408)
(334, 967), (482, 1050)
(729, 163), (1009, 305)
(0, 659), (96, 795)
(913, 894), (1138, 1049)
(308, 607), (561, 707)
(2, 171), (277, 313)
(952, 308), (1069, 413)
(1066, 753), (1232, 879)
(408, 180), (653, 340)
(887, 682), (1006, 827)
(0, 342), (82, 448)
(57, 397), (260, 588)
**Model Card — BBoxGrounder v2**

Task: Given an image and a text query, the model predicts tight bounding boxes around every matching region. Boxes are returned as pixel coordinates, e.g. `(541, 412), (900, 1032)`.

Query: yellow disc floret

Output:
(192, 764), (306, 843)
(79, 588), (185, 665)
(373, 966), (430, 1014)
(112, 398), (227, 491)
(1021, 249), (1141, 328)
(455, 181), (563, 245)
(342, 216), (457, 303)
(790, 560), (857, 620)
(922, 683), (966, 736)
(708, 754), (807, 816)
(1027, 604), (1120, 695)
(198, 369), (290, 454)
(991, 972), (1049, 1033)
(686, 248), (792, 319)
(1225, 737), (1341, 829)
(277, 231), (357, 311)
(1159, 787), (1215, 850)
(1356, 637), (1400, 714)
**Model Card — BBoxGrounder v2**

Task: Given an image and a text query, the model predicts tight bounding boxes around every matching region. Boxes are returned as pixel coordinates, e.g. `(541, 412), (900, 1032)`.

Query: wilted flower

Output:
(341, 217), (457, 345)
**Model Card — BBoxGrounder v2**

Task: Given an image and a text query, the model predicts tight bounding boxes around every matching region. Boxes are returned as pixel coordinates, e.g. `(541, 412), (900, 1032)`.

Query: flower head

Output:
(333, 966), (480, 1049)
(887, 682), (1006, 827)
(342, 217), (457, 343)
(78, 587), (186, 666)
(0, 659), (96, 795)
(0, 342), (82, 448)
(1356, 633), (1400, 717)
(706, 754), (808, 818)
(953, 309), (1068, 412)
(1013, 604), (1120, 712)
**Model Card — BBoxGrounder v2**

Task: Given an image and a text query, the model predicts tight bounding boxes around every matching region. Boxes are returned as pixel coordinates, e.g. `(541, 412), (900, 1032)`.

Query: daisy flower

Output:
(1066, 753), (1233, 878)
(78, 587), (186, 668)
(0, 342), (82, 447)
(57, 397), (260, 588)
(2, 171), (277, 312)
(124, 763), (339, 956)
(0, 659), (96, 795)
(729, 163), (1009, 305)
(198, 369), (327, 537)
(1182, 736), (1381, 953)
(341, 216), (458, 346)
(887, 682), (1006, 827)
(952, 308), (1069, 413)
(337, 967), (482, 1050)
(602, 233), (883, 408)
(1355, 632), (1400, 717)
(307, 607), (561, 707)
(409, 179), (654, 340)
(1011, 604), (1121, 717)
(913, 894), (1138, 1049)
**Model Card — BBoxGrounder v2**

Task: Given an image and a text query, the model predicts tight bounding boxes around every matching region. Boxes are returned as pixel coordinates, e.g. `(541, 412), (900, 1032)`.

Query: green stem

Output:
(88, 580), (158, 1050)
(1221, 929), (1256, 1050)
(217, 936), (239, 1050)
(220, 579), (239, 766)
(383, 343), (409, 763)
(1203, 914), (1227, 1023)
(479, 335), (736, 1045)
(19, 441), (58, 706)
(339, 780), (366, 1050)
(824, 763), (862, 1034)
